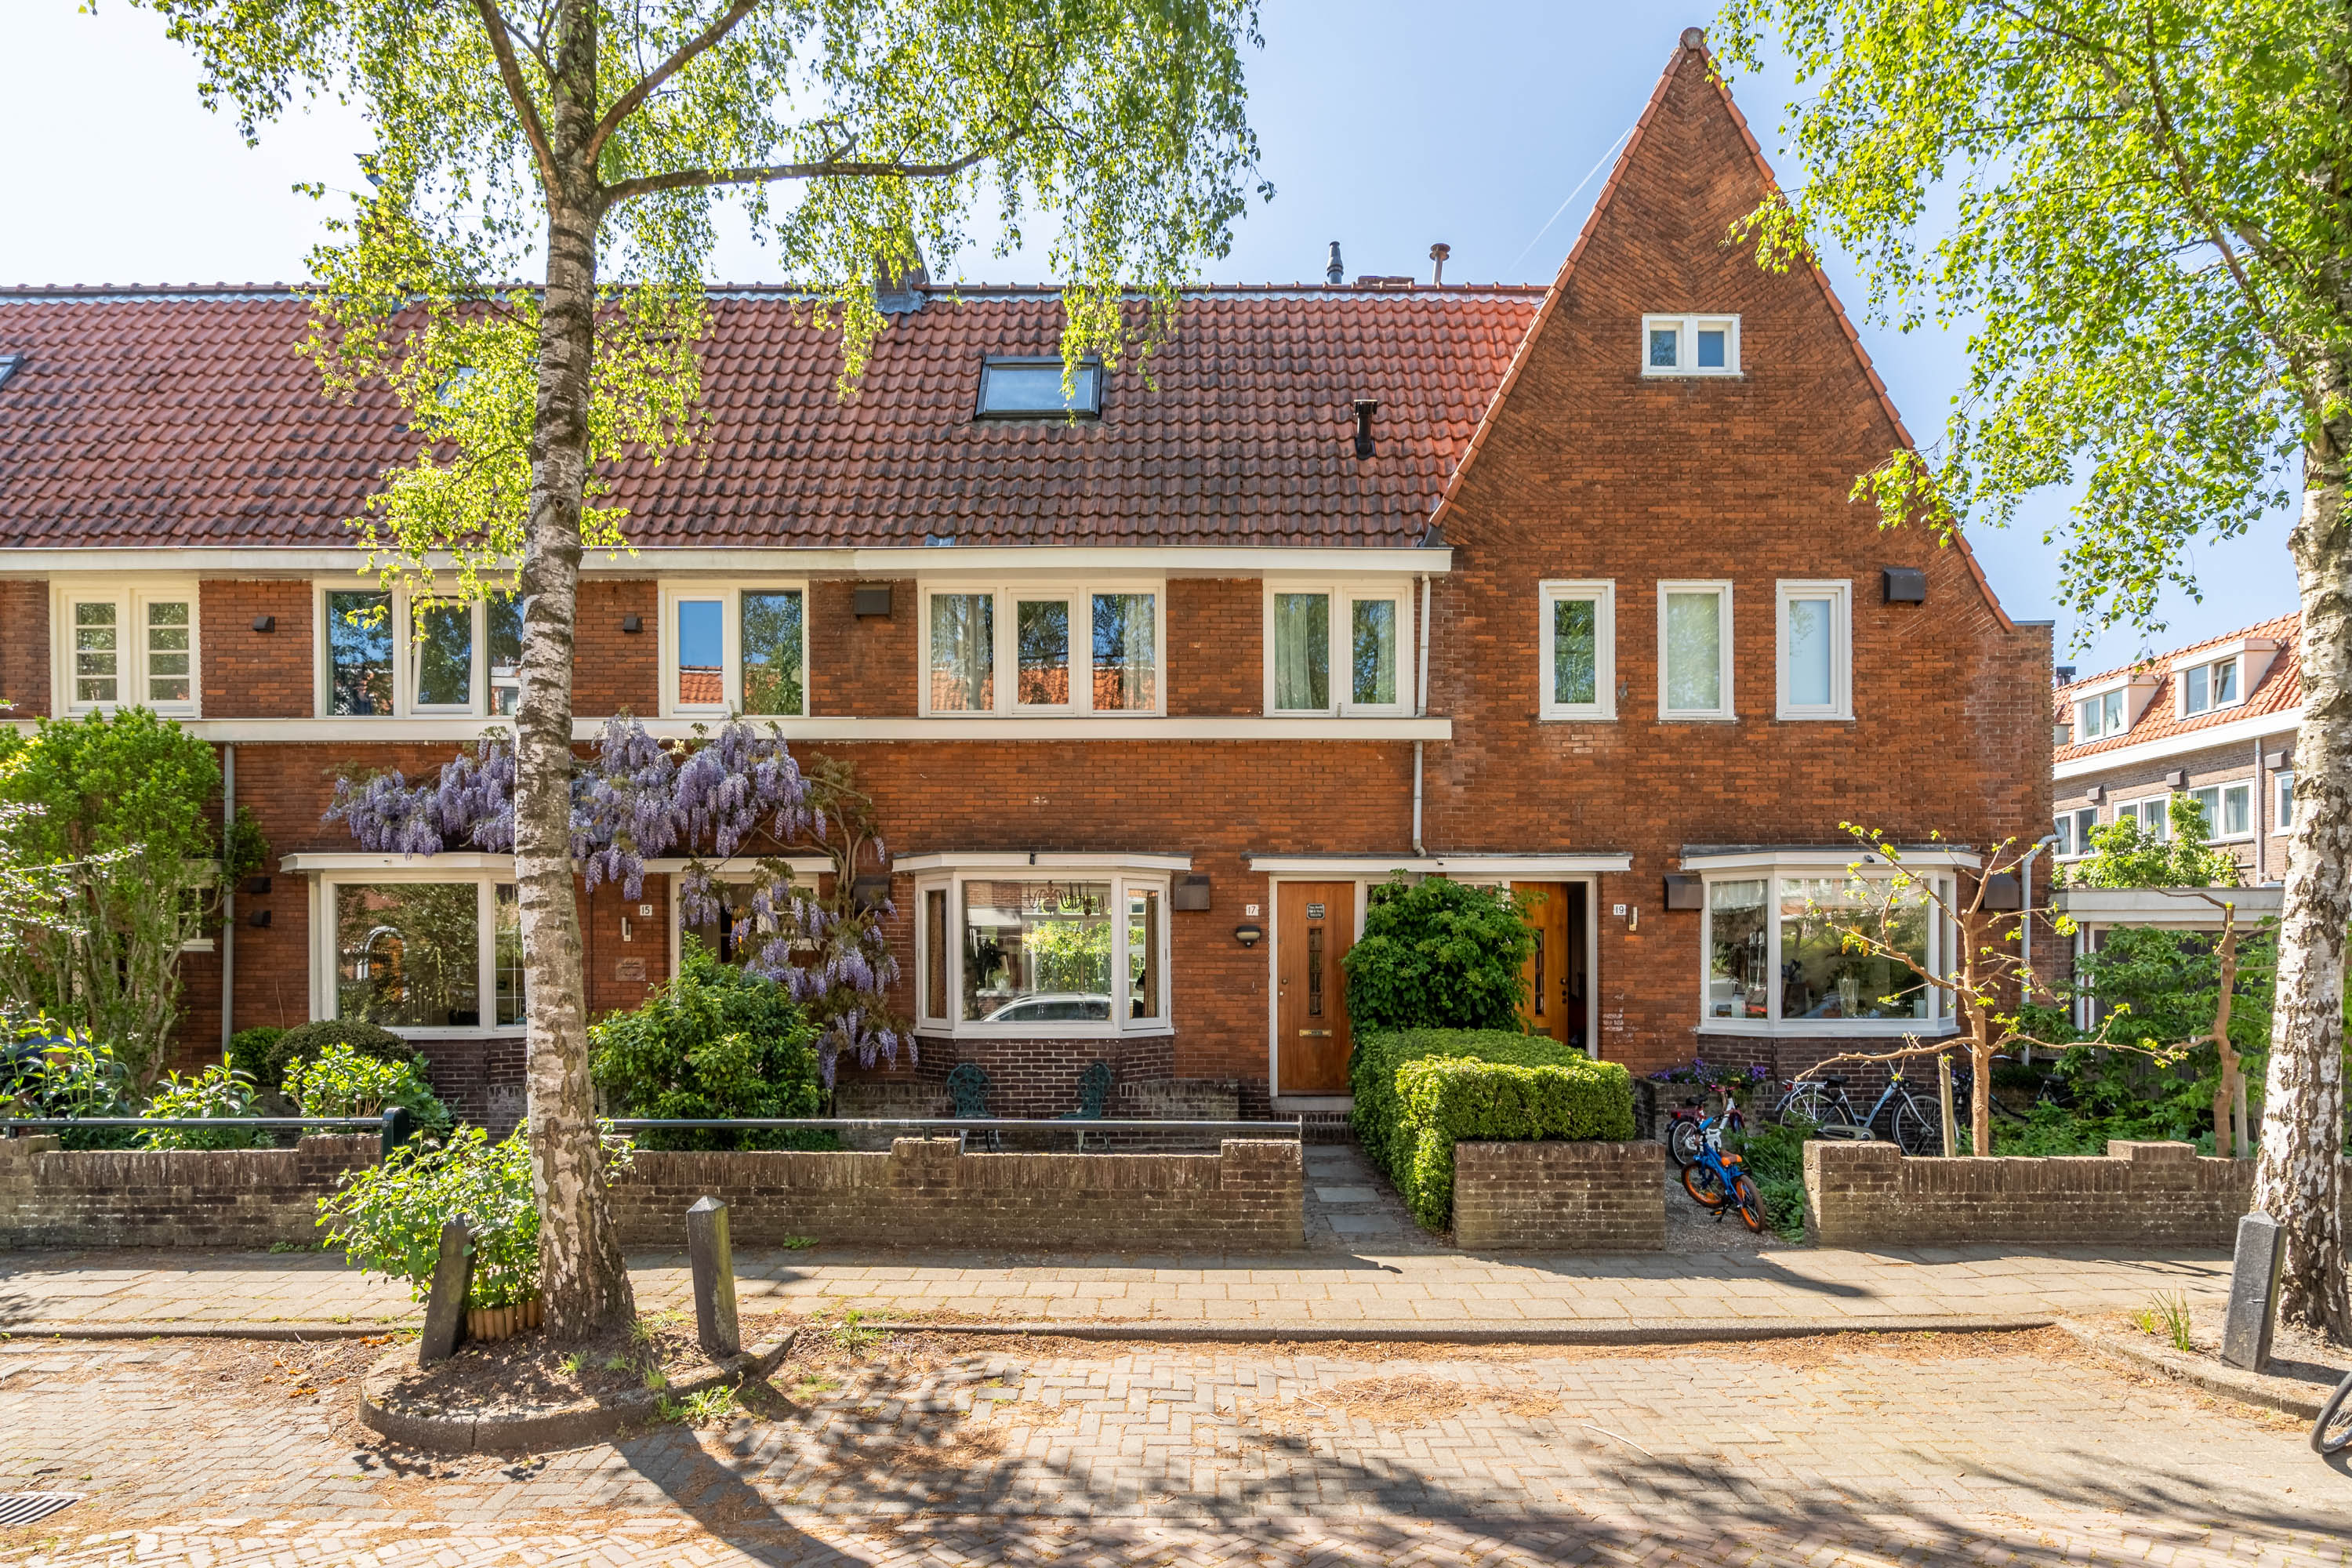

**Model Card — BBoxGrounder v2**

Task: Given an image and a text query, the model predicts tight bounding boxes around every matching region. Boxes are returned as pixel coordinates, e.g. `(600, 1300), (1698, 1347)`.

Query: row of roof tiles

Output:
(2052, 610), (2303, 762)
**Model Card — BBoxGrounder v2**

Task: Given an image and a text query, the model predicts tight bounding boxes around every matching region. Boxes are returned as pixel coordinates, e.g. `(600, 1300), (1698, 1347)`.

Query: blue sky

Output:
(2, 1), (2298, 668)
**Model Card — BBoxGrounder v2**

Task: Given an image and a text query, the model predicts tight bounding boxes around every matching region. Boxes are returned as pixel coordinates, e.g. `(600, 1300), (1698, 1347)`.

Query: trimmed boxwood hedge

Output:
(1348, 1029), (1635, 1232)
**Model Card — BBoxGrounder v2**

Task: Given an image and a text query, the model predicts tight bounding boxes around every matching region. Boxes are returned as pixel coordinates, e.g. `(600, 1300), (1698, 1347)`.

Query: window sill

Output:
(1640, 370), (1745, 380)
(914, 1023), (1175, 1041)
(1696, 1019), (1958, 1039)
(1658, 713), (1739, 724)
(1537, 712), (1617, 724)
(1774, 712), (1856, 724)
(368, 1025), (528, 1040)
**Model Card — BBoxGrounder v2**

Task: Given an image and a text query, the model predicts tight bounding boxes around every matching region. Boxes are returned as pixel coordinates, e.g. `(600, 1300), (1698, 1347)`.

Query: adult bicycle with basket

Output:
(1679, 1105), (1765, 1232)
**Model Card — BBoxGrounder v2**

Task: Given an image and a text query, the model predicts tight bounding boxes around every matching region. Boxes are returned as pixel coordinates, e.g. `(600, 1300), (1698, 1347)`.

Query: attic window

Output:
(0, 354), (23, 390)
(1641, 314), (1740, 376)
(975, 358), (1102, 419)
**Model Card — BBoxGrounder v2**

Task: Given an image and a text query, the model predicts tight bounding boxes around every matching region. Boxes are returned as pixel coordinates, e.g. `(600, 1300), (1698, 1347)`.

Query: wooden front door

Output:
(1277, 882), (1356, 1094)
(1514, 880), (1574, 1045)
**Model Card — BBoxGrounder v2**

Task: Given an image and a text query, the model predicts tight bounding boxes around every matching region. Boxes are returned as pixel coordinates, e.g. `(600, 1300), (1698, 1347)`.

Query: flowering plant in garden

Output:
(328, 718), (905, 1082)
(1648, 1059), (1771, 1093)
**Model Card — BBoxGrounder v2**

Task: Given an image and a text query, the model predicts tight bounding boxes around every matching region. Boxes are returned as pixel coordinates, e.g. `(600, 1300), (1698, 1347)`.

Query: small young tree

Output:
(1344, 876), (1534, 1034)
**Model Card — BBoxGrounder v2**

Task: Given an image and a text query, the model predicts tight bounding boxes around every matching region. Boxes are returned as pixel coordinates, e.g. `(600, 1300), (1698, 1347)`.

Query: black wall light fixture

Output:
(1233, 922), (1264, 948)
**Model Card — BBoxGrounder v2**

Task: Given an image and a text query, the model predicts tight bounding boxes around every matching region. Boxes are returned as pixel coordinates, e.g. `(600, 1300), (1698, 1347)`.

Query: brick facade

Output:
(1450, 1140), (1664, 1250)
(0, 580), (47, 717)
(0, 1134), (377, 1250)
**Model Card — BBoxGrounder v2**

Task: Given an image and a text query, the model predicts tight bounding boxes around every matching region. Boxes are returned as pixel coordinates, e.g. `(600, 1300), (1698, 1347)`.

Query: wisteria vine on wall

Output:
(326, 717), (906, 1081)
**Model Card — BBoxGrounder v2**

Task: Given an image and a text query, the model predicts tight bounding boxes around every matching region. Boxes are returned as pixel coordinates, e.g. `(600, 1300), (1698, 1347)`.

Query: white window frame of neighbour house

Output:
(1657, 581), (1735, 721)
(1774, 580), (1853, 720)
(2177, 655), (2241, 717)
(916, 583), (1167, 718)
(309, 865), (523, 1038)
(2186, 782), (2255, 841)
(1693, 857), (1959, 1037)
(2114, 794), (2173, 840)
(659, 581), (810, 718)
(2053, 804), (2100, 860)
(1641, 314), (1741, 376)
(314, 583), (527, 719)
(909, 862), (1176, 1038)
(53, 578), (201, 717)
(1537, 580), (1616, 720)
(2075, 686), (2130, 740)
(2276, 771), (2296, 834)
(1262, 581), (1414, 717)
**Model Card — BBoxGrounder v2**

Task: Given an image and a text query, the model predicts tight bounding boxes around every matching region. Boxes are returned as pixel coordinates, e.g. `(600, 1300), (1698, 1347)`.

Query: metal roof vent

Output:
(1326, 241), (1345, 287)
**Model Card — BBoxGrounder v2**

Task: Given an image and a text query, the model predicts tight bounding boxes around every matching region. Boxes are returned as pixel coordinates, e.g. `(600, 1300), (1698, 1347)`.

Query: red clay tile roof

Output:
(2053, 610), (2303, 760)
(0, 285), (1542, 551)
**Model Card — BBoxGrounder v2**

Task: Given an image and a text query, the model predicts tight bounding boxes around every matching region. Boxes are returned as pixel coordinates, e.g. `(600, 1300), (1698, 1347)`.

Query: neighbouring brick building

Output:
(0, 34), (2052, 1127)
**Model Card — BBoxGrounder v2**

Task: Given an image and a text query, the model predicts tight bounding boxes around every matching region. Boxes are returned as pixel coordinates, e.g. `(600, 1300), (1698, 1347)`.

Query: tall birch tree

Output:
(128, 0), (1264, 1338)
(1712, 1), (2350, 1336)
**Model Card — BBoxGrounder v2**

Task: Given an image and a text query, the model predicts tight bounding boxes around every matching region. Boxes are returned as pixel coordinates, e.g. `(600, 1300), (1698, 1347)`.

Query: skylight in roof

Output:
(975, 357), (1102, 419)
(0, 354), (23, 390)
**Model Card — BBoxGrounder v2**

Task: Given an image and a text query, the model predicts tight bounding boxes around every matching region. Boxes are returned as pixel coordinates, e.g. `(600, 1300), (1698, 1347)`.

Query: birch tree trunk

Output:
(2253, 386), (2352, 1338)
(514, 0), (636, 1341)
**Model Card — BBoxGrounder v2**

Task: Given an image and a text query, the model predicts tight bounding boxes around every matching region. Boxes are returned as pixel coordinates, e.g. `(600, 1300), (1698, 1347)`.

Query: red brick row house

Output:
(0, 38), (2052, 1126)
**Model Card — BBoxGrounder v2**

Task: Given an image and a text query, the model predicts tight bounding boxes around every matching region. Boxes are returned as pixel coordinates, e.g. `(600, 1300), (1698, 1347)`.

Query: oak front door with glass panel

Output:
(1276, 882), (1356, 1094)
(1513, 881), (1573, 1044)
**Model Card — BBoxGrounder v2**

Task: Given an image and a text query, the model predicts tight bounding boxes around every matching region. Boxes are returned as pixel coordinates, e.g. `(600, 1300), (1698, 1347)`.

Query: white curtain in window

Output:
(930, 593), (995, 711)
(1274, 593), (1329, 710)
(1091, 593), (1156, 710)
(1786, 597), (1832, 707)
(1665, 592), (1722, 710)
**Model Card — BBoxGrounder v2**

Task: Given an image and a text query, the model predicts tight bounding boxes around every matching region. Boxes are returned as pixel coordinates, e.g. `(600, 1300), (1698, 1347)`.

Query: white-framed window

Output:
(1657, 581), (1734, 720)
(2186, 782), (2254, 840)
(1264, 582), (1412, 717)
(2179, 656), (2240, 717)
(659, 583), (807, 717)
(2053, 805), (2100, 859)
(1642, 314), (1741, 376)
(318, 583), (524, 718)
(319, 870), (523, 1033)
(918, 584), (1163, 717)
(2114, 795), (2172, 840)
(1538, 580), (1616, 720)
(912, 869), (1171, 1036)
(2276, 771), (2296, 833)
(2076, 688), (2129, 739)
(1775, 579), (1852, 720)
(54, 579), (201, 717)
(1697, 864), (1955, 1035)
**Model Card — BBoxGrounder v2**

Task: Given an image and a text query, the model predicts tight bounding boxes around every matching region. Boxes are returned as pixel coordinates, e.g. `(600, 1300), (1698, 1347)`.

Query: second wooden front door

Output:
(1514, 880), (1576, 1046)
(1276, 882), (1356, 1094)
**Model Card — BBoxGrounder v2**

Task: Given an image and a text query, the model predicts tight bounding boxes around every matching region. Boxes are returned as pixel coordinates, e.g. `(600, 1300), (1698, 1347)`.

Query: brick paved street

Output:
(0, 1327), (2342, 1566)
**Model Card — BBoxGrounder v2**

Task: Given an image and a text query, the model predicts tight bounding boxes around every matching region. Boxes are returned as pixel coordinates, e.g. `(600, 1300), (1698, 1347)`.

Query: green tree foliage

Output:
(0, 711), (233, 1086)
(589, 940), (827, 1149)
(2059, 797), (2244, 889)
(1344, 877), (1535, 1033)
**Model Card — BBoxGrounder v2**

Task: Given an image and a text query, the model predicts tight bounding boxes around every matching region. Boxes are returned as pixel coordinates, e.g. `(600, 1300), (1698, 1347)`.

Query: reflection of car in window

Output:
(981, 993), (1112, 1023)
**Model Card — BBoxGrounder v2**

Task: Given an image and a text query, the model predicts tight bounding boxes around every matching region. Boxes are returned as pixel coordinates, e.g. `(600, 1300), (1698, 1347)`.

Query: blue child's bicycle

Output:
(1680, 1105), (1766, 1232)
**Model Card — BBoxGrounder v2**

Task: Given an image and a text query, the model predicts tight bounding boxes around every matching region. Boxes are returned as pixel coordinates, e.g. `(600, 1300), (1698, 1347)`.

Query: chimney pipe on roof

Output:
(1326, 241), (1345, 287)
(1353, 399), (1378, 459)
(1429, 242), (1450, 286)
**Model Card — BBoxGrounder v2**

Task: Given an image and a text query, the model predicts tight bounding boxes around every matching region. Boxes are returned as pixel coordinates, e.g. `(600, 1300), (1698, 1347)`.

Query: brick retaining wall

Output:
(1450, 1141), (1664, 1251)
(1805, 1138), (2352, 1247)
(607, 1138), (1302, 1252)
(0, 1134), (377, 1250)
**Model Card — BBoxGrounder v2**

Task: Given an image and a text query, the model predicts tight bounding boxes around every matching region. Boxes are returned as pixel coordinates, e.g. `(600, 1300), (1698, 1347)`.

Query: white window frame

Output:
(2053, 804), (2100, 861)
(1774, 579), (1853, 720)
(2114, 794), (2172, 840)
(312, 866), (521, 1038)
(53, 577), (202, 718)
(2276, 771), (2296, 834)
(1538, 579), (1616, 721)
(915, 582), (1167, 719)
(658, 580), (810, 718)
(315, 582), (524, 720)
(911, 867), (1174, 1038)
(1694, 862), (1957, 1037)
(2217, 780), (2254, 840)
(1656, 580), (1736, 722)
(1261, 579), (1415, 718)
(1640, 313), (1742, 377)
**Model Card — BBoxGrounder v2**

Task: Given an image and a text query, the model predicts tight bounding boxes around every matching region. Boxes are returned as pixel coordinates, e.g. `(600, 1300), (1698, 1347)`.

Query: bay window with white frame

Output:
(56, 579), (200, 717)
(919, 585), (1161, 717)
(1698, 860), (1954, 1033)
(1775, 580), (1852, 720)
(1538, 581), (1615, 720)
(913, 868), (1170, 1034)
(320, 585), (524, 717)
(660, 584), (806, 717)
(1657, 581), (1734, 720)
(1265, 583), (1411, 716)
(321, 872), (524, 1031)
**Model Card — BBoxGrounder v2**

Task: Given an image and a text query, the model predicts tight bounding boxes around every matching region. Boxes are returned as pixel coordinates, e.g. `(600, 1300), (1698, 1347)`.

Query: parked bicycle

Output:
(1665, 1089), (1741, 1167)
(1679, 1105), (1764, 1232)
(2314, 1367), (2352, 1456)
(1772, 1065), (1946, 1155)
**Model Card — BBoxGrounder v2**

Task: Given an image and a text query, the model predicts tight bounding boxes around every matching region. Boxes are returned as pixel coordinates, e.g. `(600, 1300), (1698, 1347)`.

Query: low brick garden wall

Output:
(0, 1134), (378, 1250)
(1449, 1140), (1664, 1250)
(608, 1138), (1304, 1251)
(1805, 1138), (2352, 1247)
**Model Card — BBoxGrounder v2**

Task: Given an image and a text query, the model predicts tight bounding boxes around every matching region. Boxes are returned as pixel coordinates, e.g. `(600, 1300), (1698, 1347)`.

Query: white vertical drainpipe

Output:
(2253, 738), (2265, 884)
(1413, 573), (1432, 855)
(220, 742), (235, 1058)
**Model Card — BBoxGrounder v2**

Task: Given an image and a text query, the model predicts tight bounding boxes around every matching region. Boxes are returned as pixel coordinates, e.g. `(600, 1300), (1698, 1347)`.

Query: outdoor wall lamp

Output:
(1232, 923), (1263, 948)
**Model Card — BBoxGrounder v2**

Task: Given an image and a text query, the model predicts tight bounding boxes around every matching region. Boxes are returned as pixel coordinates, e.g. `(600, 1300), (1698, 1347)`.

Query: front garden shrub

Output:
(321, 1124), (562, 1309)
(0, 1030), (137, 1148)
(226, 1026), (285, 1087)
(1727, 1117), (1813, 1242)
(264, 1018), (419, 1091)
(140, 1063), (267, 1150)
(1388, 1054), (1635, 1230)
(1351, 1030), (1595, 1178)
(1343, 876), (1534, 1032)
(284, 1042), (452, 1136)
(589, 940), (832, 1150)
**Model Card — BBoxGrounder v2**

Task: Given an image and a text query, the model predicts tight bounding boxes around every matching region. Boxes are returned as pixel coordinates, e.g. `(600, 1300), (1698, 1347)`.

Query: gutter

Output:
(1413, 573), (1432, 855)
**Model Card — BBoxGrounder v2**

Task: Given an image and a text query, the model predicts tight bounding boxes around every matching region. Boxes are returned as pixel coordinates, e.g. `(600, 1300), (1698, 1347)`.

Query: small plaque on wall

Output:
(615, 957), (648, 983)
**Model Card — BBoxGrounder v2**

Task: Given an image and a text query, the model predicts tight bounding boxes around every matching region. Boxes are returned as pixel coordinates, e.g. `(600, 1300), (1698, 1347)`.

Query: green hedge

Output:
(1348, 1029), (1634, 1232)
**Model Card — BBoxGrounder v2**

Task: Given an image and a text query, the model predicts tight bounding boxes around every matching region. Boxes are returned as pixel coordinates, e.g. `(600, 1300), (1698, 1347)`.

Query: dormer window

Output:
(2181, 656), (2237, 716)
(2073, 670), (2160, 741)
(2172, 636), (2278, 719)
(975, 357), (1103, 419)
(1642, 314), (1740, 376)
(2078, 688), (2126, 739)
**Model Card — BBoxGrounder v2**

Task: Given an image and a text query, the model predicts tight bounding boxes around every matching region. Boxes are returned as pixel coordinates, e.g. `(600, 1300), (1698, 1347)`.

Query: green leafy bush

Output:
(140, 1064), (267, 1150)
(1727, 1117), (1814, 1241)
(321, 1125), (550, 1308)
(226, 1026), (285, 1087)
(284, 1042), (452, 1136)
(1388, 1054), (1636, 1230)
(0, 1029), (138, 1148)
(1350, 1030), (1593, 1176)
(264, 1018), (419, 1092)
(590, 940), (831, 1150)
(1343, 876), (1534, 1033)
